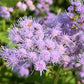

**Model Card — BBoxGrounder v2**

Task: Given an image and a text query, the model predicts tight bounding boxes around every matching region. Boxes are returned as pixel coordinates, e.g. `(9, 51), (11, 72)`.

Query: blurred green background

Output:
(0, 0), (81, 84)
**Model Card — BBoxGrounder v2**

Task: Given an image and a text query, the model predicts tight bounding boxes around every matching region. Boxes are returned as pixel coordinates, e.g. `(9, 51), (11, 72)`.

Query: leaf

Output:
(0, 32), (8, 43)
(0, 0), (19, 7)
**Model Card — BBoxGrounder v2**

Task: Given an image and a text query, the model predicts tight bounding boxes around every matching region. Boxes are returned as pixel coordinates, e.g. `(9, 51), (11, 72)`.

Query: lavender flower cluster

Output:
(16, 0), (53, 15)
(67, 0), (84, 30)
(0, 6), (13, 19)
(36, 0), (53, 14)
(16, 1), (28, 11)
(16, 0), (35, 11)
(1, 0), (84, 82)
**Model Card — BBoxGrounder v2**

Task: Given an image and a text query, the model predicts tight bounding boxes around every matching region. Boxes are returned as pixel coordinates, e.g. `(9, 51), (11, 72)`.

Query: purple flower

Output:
(60, 55), (71, 67)
(71, 1), (81, 7)
(17, 48), (27, 58)
(80, 58), (84, 65)
(81, 14), (84, 21)
(81, 80), (84, 83)
(56, 44), (66, 55)
(8, 55), (18, 67)
(50, 51), (60, 63)
(61, 35), (72, 45)
(19, 17), (32, 28)
(0, 6), (11, 19)
(19, 67), (29, 77)
(81, 23), (84, 30)
(16, 2), (27, 11)
(28, 52), (37, 63)
(79, 71), (84, 78)
(32, 23), (42, 31)
(35, 30), (44, 39)
(9, 7), (13, 12)
(45, 39), (55, 50)
(36, 0), (53, 14)
(51, 29), (61, 38)
(20, 3), (27, 11)
(36, 39), (45, 50)
(67, 6), (74, 12)
(25, 0), (35, 11)
(23, 39), (33, 49)
(40, 50), (51, 62)
(1, 7), (7, 11)
(67, 13), (74, 19)
(34, 60), (46, 76)
(76, 6), (84, 14)
(16, 1), (22, 8)
(12, 35), (22, 43)
(77, 18), (83, 23)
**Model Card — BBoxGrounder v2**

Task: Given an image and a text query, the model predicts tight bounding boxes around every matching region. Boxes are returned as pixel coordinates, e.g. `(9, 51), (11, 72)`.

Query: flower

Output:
(40, 50), (51, 62)
(16, 1), (22, 8)
(16, 2), (27, 11)
(36, 39), (45, 50)
(71, 1), (81, 7)
(9, 7), (13, 12)
(25, 0), (35, 11)
(17, 48), (27, 58)
(23, 39), (33, 49)
(67, 6), (74, 12)
(12, 35), (22, 43)
(45, 39), (55, 50)
(50, 51), (60, 64)
(51, 29), (61, 38)
(34, 60), (46, 76)
(81, 23), (84, 30)
(67, 13), (74, 19)
(28, 52), (37, 63)
(19, 66), (29, 77)
(60, 55), (71, 67)
(20, 3), (27, 11)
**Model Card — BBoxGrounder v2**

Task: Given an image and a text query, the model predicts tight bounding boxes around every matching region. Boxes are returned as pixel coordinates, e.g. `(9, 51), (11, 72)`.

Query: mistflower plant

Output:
(1, 0), (84, 84)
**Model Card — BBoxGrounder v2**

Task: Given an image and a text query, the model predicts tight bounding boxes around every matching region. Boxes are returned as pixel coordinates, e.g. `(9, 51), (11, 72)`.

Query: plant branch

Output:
(48, 67), (57, 76)
(62, 66), (82, 73)
(54, 66), (60, 84)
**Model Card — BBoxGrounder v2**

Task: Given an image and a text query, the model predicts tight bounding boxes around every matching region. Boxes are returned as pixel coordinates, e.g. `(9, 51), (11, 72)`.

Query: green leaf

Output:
(0, 0), (19, 7)
(0, 32), (8, 43)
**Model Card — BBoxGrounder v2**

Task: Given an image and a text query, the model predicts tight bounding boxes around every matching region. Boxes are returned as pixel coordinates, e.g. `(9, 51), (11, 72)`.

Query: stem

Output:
(54, 72), (60, 84)
(54, 66), (60, 84)
(62, 66), (82, 73)
(48, 67), (57, 76)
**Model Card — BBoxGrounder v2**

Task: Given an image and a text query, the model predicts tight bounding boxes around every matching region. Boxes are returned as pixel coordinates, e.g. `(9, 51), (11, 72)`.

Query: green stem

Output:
(54, 73), (59, 84)
(62, 66), (82, 73)
(54, 66), (60, 84)
(48, 67), (57, 76)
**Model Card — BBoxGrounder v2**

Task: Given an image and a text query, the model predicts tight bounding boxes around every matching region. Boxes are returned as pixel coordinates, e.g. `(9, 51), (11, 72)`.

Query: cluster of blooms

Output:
(16, 0), (53, 15)
(67, 0), (84, 30)
(1, 1), (84, 82)
(16, 1), (27, 11)
(36, 0), (53, 14)
(0, 6), (13, 19)
(66, 1), (84, 81)
(25, 0), (35, 11)
(16, 0), (35, 11)
(0, 14), (82, 77)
